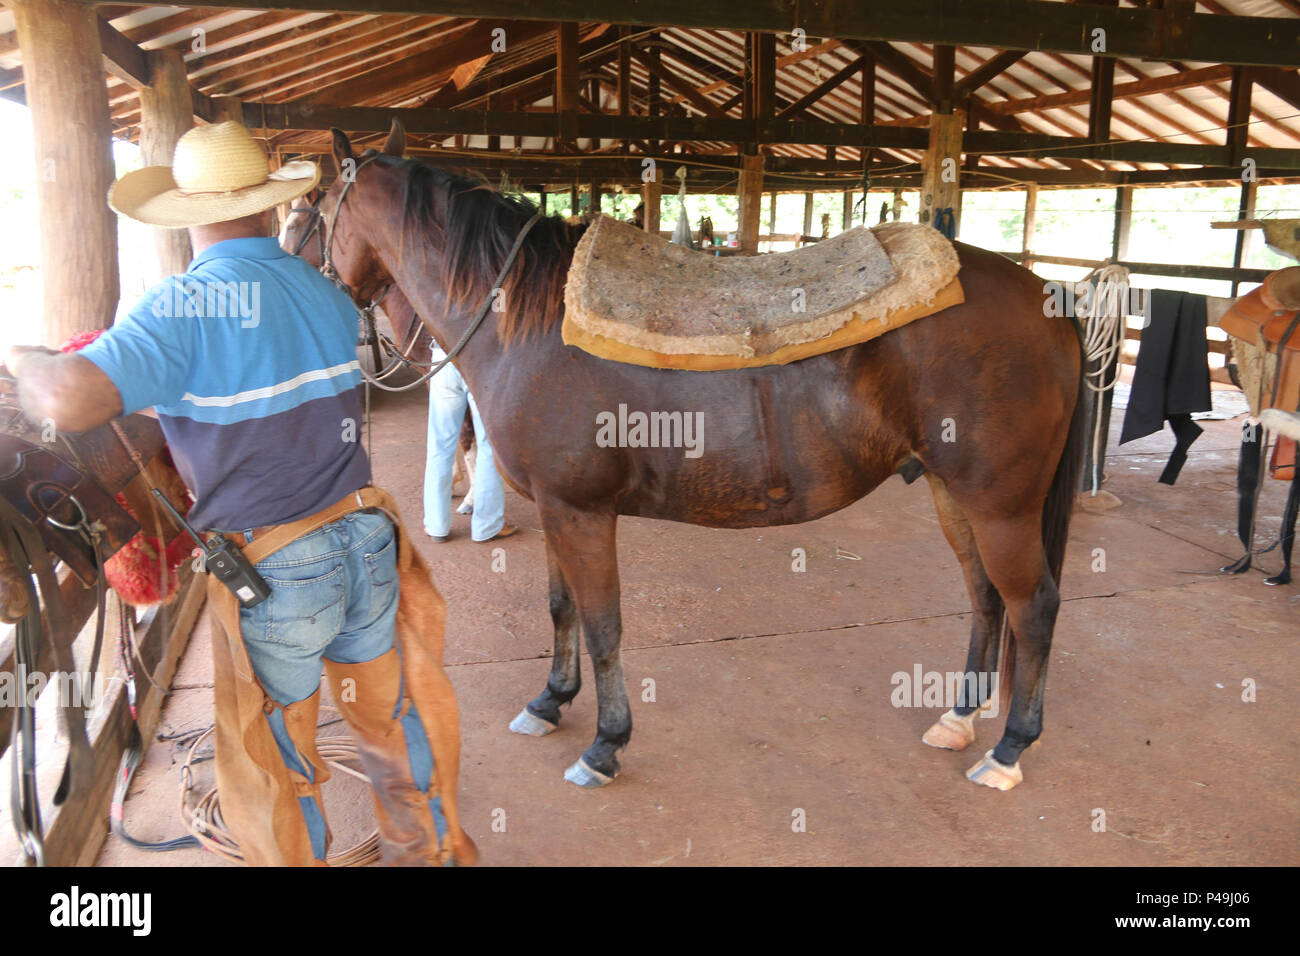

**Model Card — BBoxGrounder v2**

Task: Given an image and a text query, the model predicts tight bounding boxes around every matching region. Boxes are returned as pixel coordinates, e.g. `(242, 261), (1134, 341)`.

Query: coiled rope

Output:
(1077, 263), (1131, 495)
(179, 718), (381, 867)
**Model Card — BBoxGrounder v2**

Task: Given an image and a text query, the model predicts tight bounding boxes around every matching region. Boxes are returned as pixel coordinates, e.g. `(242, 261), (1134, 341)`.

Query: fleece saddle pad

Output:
(562, 215), (964, 370)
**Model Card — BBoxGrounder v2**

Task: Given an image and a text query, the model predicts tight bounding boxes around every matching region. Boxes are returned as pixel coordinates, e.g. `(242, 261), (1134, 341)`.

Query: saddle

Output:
(563, 216), (964, 370)
(0, 400), (161, 587)
(1221, 267), (1300, 479)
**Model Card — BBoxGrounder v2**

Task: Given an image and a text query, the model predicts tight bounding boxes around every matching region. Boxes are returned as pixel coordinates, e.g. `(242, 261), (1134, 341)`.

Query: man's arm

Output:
(5, 346), (125, 432)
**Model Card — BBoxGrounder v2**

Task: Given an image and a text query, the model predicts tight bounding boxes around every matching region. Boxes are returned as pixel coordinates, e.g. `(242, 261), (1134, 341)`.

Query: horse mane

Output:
(389, 153), (587, 346)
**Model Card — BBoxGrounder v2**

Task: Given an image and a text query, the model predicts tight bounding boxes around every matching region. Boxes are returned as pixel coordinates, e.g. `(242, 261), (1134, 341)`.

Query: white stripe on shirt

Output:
(180, 360), (361, 408)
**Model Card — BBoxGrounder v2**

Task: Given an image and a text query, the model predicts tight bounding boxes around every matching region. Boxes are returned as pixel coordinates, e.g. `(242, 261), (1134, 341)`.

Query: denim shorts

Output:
(237, 510), (400, 705)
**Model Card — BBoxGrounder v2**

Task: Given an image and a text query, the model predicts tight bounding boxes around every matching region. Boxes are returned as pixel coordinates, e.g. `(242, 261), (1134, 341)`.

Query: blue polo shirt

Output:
(80, 237), (369, 531)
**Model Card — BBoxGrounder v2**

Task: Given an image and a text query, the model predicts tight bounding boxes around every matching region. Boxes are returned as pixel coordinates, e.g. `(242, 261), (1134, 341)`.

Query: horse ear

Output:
(331, 127), (355, 170)
(382, 118), (406, 158)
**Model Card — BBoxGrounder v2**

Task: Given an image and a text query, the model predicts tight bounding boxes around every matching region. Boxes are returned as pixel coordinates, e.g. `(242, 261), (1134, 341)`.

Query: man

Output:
(5, 122), (475, 866)
(424, 343), (516, 544)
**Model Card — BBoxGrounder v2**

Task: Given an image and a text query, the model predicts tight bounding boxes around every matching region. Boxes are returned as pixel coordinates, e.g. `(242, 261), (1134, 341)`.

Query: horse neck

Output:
(372, 224), (513, 397)
(372, 197), (569, 398)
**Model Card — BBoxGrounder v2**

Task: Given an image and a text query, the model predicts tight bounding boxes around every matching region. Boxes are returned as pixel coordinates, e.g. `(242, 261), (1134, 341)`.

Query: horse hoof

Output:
(922, 708), (977, 751)
(1264, 572), (1291, 586)
(456, 502), (473, 515)
(563, 757), (615, 789)
(965, 750), (1023, 791)
(509, 708), (556, 737)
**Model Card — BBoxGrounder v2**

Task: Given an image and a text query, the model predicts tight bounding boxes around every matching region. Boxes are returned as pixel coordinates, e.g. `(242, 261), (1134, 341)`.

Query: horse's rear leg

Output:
(962, 512), (1061, 790)
(921, 476), (1005, 751)
(535, 499), (630, 788)
(509, 536), (581, 736)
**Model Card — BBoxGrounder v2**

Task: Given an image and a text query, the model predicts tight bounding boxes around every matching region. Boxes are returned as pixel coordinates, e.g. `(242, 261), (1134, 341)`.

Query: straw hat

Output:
(108, 121), (320, 228)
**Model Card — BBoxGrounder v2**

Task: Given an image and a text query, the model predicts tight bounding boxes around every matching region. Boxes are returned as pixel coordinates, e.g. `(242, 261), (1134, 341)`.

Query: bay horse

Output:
(308, 122), (1085, 792)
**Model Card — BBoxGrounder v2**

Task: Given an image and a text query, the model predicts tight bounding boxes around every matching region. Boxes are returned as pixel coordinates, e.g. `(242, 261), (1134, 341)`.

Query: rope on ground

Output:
(178, 717), (381, 867)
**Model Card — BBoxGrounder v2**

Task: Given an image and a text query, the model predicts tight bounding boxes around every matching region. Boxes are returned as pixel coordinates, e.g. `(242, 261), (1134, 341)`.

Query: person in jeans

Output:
(424, 344), (516, 543)
(4, 122), (474, 866)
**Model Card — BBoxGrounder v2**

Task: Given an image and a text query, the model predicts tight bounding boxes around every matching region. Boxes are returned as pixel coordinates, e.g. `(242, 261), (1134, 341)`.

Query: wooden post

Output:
(588, 179), (601, 216)
(802, 192), (814, 240)
(1231, 179), (1257, 297)
(860, 53), (876, 125)
(10, 0), (119, 345)
(842, 190), (854, 231)
(617, 26), (631, 150)
(738, 153), (765, 255)
(140, 49), (193, 279)
(1111, 185), (1133, 261)
(569, 183), (579, 218)
(919, 109), (965, 234)
(933, 45), (955, 113)
(768, 192), (777, 238)
(642, 165), (661, 235)
(1227, 66), (1253, 169)
(1022, 184), (1038, 271)
(556, 22), (579, 150)
(891, 188), (903, 222)
(211, 95), (243, 126)
(1089, 57), (1116, 143)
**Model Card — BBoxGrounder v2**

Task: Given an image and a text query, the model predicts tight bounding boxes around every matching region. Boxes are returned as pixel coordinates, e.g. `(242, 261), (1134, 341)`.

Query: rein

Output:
(319, 154), (542, 392)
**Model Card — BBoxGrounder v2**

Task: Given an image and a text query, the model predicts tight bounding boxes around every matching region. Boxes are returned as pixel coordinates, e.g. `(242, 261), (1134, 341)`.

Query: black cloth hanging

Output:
(1119, 289), (1212, 485)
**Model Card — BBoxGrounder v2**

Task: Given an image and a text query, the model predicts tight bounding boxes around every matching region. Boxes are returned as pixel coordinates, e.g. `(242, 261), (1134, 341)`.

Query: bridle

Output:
(287, 192), (325, 259)
(316, 152), (542, 393)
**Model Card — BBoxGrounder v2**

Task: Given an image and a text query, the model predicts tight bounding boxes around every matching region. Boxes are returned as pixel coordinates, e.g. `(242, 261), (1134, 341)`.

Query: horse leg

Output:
(961, 512), (1061, 791)
(534, 499), (629, 788)
(921, 475), (1005, 751)
(1265, 470), (1300, 586)
(509, 535), (581, 736)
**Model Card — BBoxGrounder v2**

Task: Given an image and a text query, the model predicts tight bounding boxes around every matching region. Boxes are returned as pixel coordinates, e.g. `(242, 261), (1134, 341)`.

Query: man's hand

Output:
(4, 345), (124, 432)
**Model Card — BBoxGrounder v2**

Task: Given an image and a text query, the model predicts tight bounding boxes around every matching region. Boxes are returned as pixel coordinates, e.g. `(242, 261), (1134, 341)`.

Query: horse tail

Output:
(1000, 323), (1086, 712)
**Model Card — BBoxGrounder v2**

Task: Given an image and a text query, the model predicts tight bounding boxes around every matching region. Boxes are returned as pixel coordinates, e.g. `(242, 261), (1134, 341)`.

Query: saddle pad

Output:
(563, 216), (964, 371)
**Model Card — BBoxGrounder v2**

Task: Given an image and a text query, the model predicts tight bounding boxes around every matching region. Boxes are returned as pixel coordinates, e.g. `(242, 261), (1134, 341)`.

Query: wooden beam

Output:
(751, 31), (776, 121)
(430, 32), (616, 110)
(932, 44), (955, 112)
(114, 0), (1300, 67)
(1001, 250), (1270, 284)
(308, 18), (551, 106)
(861, 52), (876, 124)
(850, 40), (934, 106)
(775, 55), (866, 120)
(988, 64), (1232, 115)
(240, 102), (1300, 169)
(951, 50), (1026, 101)
(1227, 66), (1254, 167)
(632, 44), (724, 117)
(1089, 55), (1116, 143)
(12, 0), (119, 346)
(802, 191), (814, 237)
(556, 21), (580, 112)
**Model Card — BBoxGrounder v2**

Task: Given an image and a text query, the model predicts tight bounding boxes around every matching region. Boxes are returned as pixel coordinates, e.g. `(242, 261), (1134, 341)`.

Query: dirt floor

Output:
(95, 378), (1299, 867)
